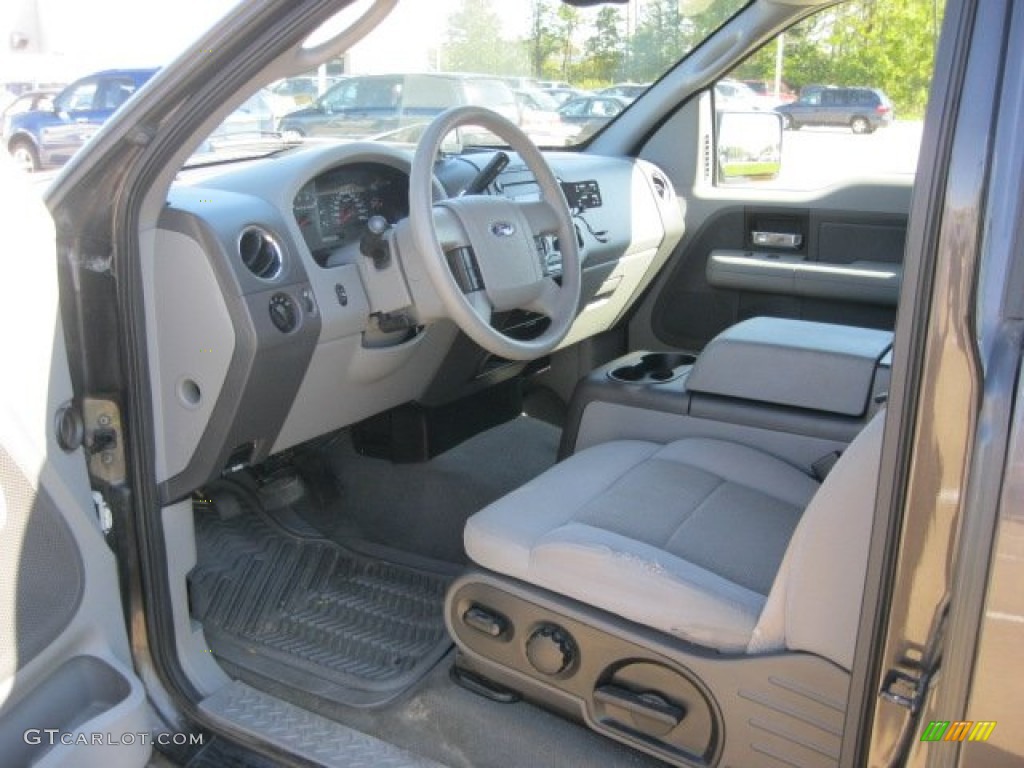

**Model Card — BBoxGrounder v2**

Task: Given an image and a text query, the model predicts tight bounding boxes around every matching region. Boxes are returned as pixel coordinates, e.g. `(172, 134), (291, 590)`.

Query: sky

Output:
(2, 0), (243, 79)
(1, 0), (534, 82)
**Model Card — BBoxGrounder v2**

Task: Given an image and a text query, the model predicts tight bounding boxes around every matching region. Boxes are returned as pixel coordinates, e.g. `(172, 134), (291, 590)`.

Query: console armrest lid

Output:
(686, 318), (893, 416)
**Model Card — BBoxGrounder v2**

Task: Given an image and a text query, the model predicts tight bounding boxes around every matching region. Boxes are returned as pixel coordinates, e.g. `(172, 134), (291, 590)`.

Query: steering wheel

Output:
(409, 106), (581, 361)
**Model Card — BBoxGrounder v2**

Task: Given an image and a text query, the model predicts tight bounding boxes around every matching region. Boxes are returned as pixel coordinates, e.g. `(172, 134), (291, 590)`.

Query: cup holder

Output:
(609, 352), (696, 384)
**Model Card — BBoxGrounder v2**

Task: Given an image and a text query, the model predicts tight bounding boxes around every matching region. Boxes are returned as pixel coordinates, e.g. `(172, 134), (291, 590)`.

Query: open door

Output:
(0, 157), (150, 767)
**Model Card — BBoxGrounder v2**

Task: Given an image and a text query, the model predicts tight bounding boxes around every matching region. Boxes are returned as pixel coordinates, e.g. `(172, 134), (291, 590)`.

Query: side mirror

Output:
(716, 111), (783, 182)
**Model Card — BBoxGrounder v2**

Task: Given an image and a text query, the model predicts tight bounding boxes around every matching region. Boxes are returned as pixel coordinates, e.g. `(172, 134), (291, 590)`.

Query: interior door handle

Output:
(752, 231), (803, 249)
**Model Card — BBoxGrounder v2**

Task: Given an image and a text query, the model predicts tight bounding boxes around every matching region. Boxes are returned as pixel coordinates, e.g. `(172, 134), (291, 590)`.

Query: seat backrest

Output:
(747, 410), (886, 670)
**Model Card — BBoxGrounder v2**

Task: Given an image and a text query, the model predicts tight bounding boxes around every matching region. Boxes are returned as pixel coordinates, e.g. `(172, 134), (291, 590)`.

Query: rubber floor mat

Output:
(189, 510), (454, 707)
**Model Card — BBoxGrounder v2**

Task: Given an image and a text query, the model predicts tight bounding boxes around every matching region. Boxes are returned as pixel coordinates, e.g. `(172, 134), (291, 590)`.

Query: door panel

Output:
(0, 447), (84, 679)
(0, 159), (148, 766)
(631, 179), (911, 352)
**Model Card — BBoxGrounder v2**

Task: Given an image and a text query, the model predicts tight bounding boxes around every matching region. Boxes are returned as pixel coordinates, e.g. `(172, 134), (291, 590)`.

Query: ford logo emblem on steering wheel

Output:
(490, 221), (516, 237)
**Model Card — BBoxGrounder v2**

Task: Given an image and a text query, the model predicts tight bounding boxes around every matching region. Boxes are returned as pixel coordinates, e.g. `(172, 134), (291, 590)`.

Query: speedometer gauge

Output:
(318, 187), (372, 244)
(292, 162), (411, 261)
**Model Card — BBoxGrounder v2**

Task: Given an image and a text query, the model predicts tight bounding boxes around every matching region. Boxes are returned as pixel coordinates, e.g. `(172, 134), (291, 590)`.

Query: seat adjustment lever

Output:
(594, 684), (685, 729)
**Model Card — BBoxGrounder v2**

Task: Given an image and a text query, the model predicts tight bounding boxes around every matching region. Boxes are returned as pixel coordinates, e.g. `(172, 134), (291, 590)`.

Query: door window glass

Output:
(321, 81), (357, 111)
(357, 78), (401, 109)
(715, 0), (946, 189)
(98, 78), (139, 110)
(57, 81), (98, 112)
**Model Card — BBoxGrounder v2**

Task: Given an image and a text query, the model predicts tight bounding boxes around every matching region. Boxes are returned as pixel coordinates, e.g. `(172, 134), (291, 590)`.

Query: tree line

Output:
(442, 0), (943, 117)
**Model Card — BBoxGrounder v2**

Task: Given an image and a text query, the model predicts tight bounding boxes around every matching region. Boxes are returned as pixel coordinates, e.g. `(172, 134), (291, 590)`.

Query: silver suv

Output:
(278, 73), (518, 141)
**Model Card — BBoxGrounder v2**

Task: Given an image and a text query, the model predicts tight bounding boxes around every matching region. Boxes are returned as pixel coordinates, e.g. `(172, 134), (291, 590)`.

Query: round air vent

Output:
(237, 226), (283, 280)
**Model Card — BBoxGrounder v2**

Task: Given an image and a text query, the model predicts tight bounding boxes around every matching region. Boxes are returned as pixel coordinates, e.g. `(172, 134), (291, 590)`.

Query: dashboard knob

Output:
(525, 624), (577, 676)
(269, 292), (298, 333)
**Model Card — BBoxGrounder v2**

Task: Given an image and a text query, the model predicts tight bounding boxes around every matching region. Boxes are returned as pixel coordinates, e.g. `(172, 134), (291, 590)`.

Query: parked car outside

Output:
(597, 82), (650, 102)
(775, 85), (894, 133)
(556, 94), (628, 142)
(714, 79), (767, 111)
(1, 88), (61, 139)
(206, 88), (292, 146)
(514, 88), (560, 115)
(4, 68), (157, 171)
(278, 73), (519, 143)
(739, 78), (797, 106)
(514, 88), (566, 145)
(268, 74), (344, 108)
(541, 86), (589, 106)
(502, 75), (543, 91)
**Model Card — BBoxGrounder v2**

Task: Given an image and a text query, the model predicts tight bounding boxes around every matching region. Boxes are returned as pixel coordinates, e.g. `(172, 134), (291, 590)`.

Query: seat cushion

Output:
(464, 437), (820, 651)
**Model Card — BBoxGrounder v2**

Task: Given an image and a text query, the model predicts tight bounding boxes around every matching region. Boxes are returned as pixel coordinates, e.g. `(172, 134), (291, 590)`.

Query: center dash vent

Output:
(238, 226), (283, 280)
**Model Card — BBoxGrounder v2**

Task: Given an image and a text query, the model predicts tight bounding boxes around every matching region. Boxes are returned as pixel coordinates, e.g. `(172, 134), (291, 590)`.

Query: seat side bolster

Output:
(748, 412), (886, 670)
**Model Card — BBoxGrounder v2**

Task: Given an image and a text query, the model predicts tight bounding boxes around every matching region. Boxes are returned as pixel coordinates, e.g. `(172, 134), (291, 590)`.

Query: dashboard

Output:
(293, 162), (410, 262)
(148, 141), (684, 503)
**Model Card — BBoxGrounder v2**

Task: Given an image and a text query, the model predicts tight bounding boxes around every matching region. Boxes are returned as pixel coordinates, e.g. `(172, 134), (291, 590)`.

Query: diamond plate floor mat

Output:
(189, 510), (454, 708)
(199, 681), (446, 767)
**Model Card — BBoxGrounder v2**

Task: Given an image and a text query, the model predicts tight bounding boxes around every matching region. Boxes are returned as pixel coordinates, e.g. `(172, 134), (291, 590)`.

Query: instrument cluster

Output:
(293, 162), (409, 260)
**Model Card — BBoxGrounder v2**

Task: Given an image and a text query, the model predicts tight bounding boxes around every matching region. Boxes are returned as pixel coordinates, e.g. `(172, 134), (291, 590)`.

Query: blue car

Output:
(5, 68), (157, 171)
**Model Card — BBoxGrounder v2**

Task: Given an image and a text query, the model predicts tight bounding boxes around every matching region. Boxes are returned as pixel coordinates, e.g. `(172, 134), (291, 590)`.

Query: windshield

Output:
(194, 0), (749, 160)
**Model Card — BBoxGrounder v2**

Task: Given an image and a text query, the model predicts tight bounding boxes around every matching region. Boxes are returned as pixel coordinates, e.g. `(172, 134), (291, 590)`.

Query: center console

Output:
(560, 317), (893, 474)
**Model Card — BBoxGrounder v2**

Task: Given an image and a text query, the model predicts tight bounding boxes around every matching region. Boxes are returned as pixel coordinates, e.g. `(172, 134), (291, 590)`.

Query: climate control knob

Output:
(269, 292), (298, 333)
(525, 624), (577, 676)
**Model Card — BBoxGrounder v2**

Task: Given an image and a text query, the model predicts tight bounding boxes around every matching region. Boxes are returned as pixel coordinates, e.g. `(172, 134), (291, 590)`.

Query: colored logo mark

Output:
(920, 720), (996, 742)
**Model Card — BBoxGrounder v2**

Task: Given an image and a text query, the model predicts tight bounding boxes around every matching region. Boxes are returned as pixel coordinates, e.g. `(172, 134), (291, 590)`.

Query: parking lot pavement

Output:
(771, 120), (925, 189)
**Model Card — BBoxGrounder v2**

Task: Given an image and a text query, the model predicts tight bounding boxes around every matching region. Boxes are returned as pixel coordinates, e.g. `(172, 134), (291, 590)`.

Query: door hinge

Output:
(880, 667), (930, 712)
(83, 397), (126, 486)
(880, 602), (948, 714)
(878, 603), (949, 766)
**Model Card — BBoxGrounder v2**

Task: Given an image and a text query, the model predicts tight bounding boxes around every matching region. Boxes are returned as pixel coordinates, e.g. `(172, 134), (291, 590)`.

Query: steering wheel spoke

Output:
(466, 290), (494, 325)
(525, 277), (563, 319)
(518, 199), (561, 237)
(433, 205), (471, 250)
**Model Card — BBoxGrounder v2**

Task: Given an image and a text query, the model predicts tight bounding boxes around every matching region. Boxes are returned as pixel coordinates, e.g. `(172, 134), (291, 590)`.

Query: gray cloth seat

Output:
(464, 412), (885, 670)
